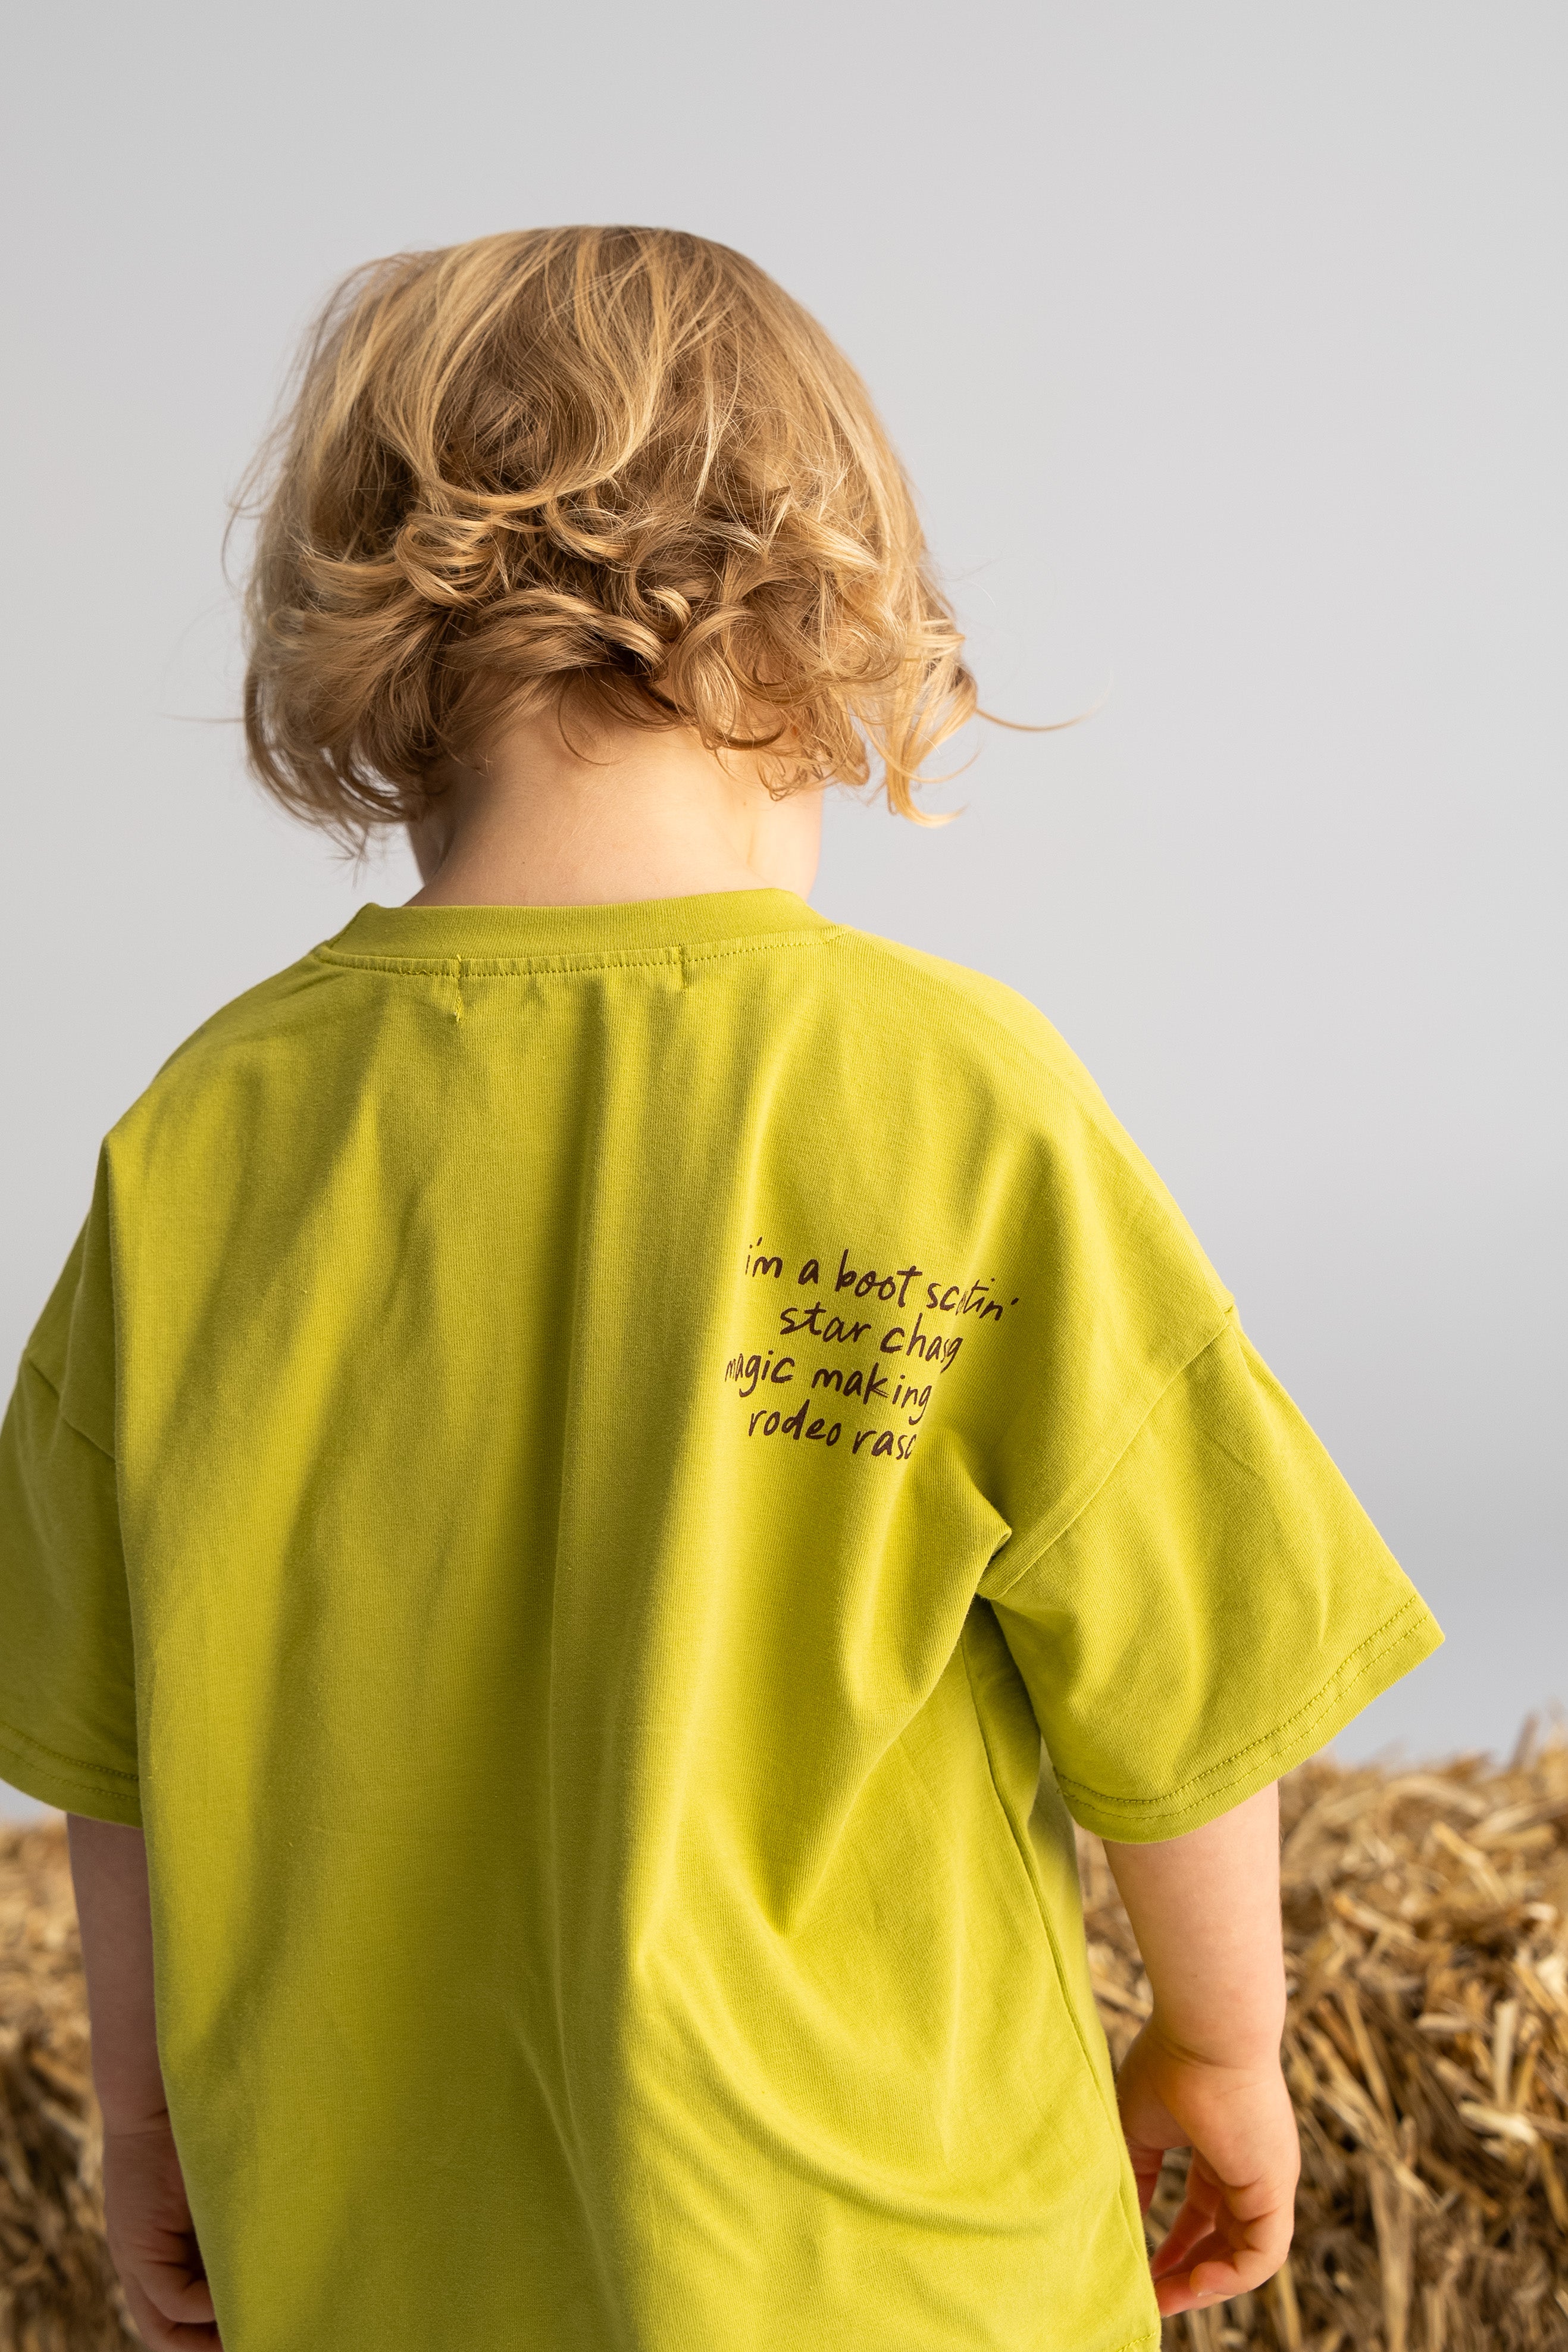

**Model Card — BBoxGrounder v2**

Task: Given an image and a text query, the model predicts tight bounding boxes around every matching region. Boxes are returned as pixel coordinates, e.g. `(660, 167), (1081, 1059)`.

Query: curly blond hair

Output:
(238, 226), (978, 847)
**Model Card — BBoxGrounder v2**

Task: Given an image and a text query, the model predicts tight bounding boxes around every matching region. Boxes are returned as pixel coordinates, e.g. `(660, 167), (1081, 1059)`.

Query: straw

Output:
(0, 1821), (133, 2348)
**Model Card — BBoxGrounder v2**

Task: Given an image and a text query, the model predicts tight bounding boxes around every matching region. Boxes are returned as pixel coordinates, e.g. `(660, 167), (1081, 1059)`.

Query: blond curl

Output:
(237, 226), (979, 847)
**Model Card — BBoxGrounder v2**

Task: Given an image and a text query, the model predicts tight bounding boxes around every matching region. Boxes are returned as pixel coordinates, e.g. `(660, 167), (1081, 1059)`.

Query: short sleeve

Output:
(979, 1315), (1442, 1843)
(0, 1156), (142, 1826)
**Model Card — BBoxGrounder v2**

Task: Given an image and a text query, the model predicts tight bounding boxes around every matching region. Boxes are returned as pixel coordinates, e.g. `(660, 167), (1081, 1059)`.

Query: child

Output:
(0, 227), (1441, 2352)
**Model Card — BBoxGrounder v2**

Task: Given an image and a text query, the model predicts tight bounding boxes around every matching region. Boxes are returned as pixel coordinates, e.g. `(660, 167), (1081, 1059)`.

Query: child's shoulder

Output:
(830, 925), (1225, 1296)
(104, 949), (337, 1146)
(829, 925), (1116, 1124)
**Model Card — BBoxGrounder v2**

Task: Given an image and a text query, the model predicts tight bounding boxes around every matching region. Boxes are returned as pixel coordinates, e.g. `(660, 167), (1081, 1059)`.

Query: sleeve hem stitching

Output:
(1054, 1596), (1435, 1819)
(0, 1714), (140, 1789)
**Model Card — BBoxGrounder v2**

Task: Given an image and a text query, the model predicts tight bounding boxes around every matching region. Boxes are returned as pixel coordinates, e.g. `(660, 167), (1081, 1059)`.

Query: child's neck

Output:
(403, 713), (823, 910)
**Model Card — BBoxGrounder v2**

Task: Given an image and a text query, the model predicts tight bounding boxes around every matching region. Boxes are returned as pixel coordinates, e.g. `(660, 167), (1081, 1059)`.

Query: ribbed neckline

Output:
(319, 889), (833, 965)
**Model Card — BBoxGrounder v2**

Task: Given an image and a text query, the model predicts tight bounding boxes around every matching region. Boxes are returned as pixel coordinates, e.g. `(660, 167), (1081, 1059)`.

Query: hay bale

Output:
(0, 1821), (133, 2349)
(5, 1735), (1568, 2348)
(1084, 1724), (1568, 2350)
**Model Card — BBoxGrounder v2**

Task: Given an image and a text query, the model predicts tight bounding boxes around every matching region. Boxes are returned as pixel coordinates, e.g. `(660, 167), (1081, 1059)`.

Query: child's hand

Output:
(101, 2114), (223, 2350)
(1115, 2018), (1300, 2319)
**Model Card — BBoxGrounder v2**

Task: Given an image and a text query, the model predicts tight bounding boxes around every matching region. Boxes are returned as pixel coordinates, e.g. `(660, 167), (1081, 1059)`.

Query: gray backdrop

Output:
(4, 4), (1564, 1817)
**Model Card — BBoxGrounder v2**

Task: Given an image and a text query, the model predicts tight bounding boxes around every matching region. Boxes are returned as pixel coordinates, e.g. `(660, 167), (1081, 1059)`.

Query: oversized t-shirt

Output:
(0, 889), (1441, 2352)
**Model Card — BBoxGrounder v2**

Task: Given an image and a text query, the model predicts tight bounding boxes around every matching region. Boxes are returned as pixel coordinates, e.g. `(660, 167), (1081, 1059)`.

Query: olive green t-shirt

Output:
(0, 889), (1440, 2352)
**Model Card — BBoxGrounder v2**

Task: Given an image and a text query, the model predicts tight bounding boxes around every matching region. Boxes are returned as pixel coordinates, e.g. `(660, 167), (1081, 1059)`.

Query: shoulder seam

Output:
(982, 1308), (1238, 1604)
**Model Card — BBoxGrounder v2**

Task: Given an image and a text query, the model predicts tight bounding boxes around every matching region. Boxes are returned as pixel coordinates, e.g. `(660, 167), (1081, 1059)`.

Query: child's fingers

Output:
(1148, 2140), (1295, 2304)
(111, 2223), (219, 2330)
(1148, 2207), (1206, 2276)
(101, 2122), (220, 2341)
(1123, 2140), (1168, 2215)
(1151, 2193), (1295, 2315)
(121, 2269), (223, 2351)
(1155, 2240), (1289, 2319)
(137, 2258), (218, 2325)
(1147, 2176), (1225, 2278)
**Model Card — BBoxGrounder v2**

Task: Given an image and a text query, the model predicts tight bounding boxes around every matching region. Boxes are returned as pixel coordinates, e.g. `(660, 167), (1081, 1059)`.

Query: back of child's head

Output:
(240, 226), (975, 849)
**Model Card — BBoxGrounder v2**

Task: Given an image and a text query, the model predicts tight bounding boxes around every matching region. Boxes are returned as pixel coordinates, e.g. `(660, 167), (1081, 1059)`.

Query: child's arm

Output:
(1103, 1782), (1300, 2320)
(66, 1816), (221, 2350)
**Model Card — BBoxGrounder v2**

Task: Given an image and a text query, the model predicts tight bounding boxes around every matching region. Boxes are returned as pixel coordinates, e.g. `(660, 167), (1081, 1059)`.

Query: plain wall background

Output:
(3, 3), (1564, 1818)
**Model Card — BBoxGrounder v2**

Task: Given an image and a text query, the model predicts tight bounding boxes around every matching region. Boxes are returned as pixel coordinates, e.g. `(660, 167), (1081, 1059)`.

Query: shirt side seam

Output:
(957, 1623), (1164, 2329)
(958, 1627), (1126, 2117)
